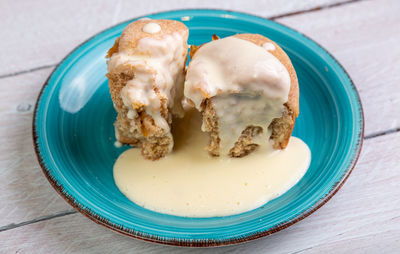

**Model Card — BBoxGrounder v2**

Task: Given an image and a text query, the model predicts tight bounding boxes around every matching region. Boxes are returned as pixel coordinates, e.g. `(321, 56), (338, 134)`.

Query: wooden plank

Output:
(1, 131), (399, 253)
(277, 0), (400, 136)
(0, 67), (73, 227)
(0, 0), (347, 76)
(0, 0), (398, 233)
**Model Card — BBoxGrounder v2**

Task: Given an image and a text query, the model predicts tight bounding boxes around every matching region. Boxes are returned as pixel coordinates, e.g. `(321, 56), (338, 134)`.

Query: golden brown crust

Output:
(113, 19), (188, 56)
(201, 99), (220, 156)
(106, 37), (120, 58)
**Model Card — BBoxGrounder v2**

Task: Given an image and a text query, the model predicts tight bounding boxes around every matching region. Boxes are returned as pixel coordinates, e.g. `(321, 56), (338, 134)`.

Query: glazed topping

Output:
(184, 36), (290, 109)
(184, 36), (291, 155)
(262, 42), (276, 51)
(107, 28), (188, 133)
(142, 22), (161, 34)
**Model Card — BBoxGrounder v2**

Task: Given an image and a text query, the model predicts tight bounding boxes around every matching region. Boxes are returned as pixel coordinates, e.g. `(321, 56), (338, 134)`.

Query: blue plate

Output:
(33, 9), (364, 246)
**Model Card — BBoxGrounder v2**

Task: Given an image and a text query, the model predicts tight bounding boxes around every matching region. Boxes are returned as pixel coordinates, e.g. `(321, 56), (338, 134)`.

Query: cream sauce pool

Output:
(113, 110), (311, 217)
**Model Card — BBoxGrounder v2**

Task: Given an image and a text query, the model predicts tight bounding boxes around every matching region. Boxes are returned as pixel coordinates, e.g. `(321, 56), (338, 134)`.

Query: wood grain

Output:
(277, 0), (400, 136)
(1, 0), (400, 253)
(0, 0), (382, 227)
(0, 67), (72, 227)
(1, 132), (399, 253)
(0, 0), (348, 77)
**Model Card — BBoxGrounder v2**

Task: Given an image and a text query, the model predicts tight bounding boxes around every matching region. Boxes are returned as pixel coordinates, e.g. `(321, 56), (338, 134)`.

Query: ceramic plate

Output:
(33, 9), (364, 247)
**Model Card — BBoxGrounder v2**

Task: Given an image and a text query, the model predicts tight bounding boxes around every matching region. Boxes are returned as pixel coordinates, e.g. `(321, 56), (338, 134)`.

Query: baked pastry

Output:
(106, 19), (189, 160)
(184, 34), (299, 157)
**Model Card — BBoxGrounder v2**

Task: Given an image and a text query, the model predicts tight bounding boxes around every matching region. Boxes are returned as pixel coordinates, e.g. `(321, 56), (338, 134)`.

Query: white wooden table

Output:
(1, 0), (399, 253)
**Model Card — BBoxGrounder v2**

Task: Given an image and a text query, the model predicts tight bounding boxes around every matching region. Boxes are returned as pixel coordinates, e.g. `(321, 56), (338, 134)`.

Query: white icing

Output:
(114, 141), (123, 148)
(184, 36), (290, 109)
(107, 30), (187, 141)
(184, 36), (291, 155)
(262, 42), (276, 51)
(114, 126), (121, 140)
(142, 22), (161, 34)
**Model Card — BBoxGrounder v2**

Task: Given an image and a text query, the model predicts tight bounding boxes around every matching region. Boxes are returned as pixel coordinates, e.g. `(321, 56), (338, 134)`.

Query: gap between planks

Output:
(0, 64), (57, 79)
(0, 210), (77, 233)
(268, 0), (365, 19)
(364, 128), (400, 140)
(0, 0), (384, 234)
(0, 0), (367, 80)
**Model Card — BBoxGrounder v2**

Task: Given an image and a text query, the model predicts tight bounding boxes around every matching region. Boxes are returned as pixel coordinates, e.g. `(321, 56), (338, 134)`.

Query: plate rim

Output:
(32, 8), (364, 247)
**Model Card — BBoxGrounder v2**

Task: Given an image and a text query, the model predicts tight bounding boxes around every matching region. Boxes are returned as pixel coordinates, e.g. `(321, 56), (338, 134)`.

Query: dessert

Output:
(184, 34), (299, 157)
(106, 19), (189, 160)
(109, 23), (311, 217)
